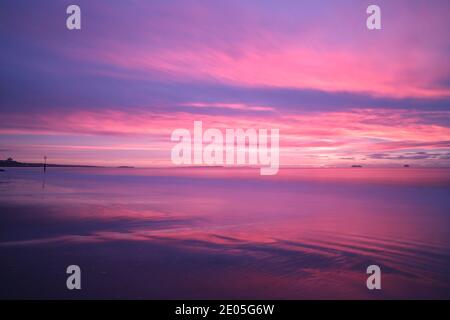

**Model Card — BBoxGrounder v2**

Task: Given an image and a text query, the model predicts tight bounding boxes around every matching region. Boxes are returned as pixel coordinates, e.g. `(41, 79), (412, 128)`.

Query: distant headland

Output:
(0, 158), (133, 169)
(0, 157), (98, 168)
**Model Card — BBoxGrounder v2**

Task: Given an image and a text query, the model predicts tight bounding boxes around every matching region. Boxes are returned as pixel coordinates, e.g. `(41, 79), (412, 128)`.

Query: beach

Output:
(1, 167), (449, 299)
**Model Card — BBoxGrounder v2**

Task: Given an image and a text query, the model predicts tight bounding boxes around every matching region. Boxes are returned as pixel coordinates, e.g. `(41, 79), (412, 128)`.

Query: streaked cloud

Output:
(0, 0), (449, 166)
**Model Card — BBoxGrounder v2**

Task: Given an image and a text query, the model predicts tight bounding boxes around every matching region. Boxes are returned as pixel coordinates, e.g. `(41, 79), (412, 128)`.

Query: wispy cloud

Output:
(1, 0), (449, 166)
(1, 108), (449, 166)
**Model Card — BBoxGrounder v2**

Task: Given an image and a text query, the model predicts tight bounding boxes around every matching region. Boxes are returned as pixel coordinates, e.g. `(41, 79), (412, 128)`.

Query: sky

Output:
(1, 0), (450, 167)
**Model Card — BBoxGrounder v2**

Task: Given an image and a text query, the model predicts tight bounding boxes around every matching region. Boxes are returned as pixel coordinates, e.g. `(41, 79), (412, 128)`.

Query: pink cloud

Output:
(56, 1), (450, 99)
(2, 108), (449, 167)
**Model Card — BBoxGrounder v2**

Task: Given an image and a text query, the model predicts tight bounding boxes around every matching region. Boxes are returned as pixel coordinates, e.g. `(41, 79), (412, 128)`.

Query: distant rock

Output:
(351, 165), (363, 168)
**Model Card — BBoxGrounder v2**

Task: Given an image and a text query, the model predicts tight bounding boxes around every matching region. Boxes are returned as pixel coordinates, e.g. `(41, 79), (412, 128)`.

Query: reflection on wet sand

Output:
(1, 167), (450, 299)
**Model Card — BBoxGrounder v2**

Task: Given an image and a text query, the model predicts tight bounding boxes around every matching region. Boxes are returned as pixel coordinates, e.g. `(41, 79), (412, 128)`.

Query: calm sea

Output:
(1, 167), (449, 299)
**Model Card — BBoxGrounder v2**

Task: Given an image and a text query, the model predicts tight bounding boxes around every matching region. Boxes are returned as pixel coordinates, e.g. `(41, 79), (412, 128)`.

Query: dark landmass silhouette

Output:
(0, 158), (98, 168)
(0, 158), (134, 169)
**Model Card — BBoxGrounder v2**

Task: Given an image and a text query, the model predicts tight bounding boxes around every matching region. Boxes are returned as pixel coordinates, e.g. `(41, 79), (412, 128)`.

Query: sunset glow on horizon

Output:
(2, 1), (450, 302)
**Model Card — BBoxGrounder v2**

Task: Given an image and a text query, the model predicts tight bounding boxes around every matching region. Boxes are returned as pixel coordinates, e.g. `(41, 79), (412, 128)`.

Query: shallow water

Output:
(1, 167), (450, 299)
